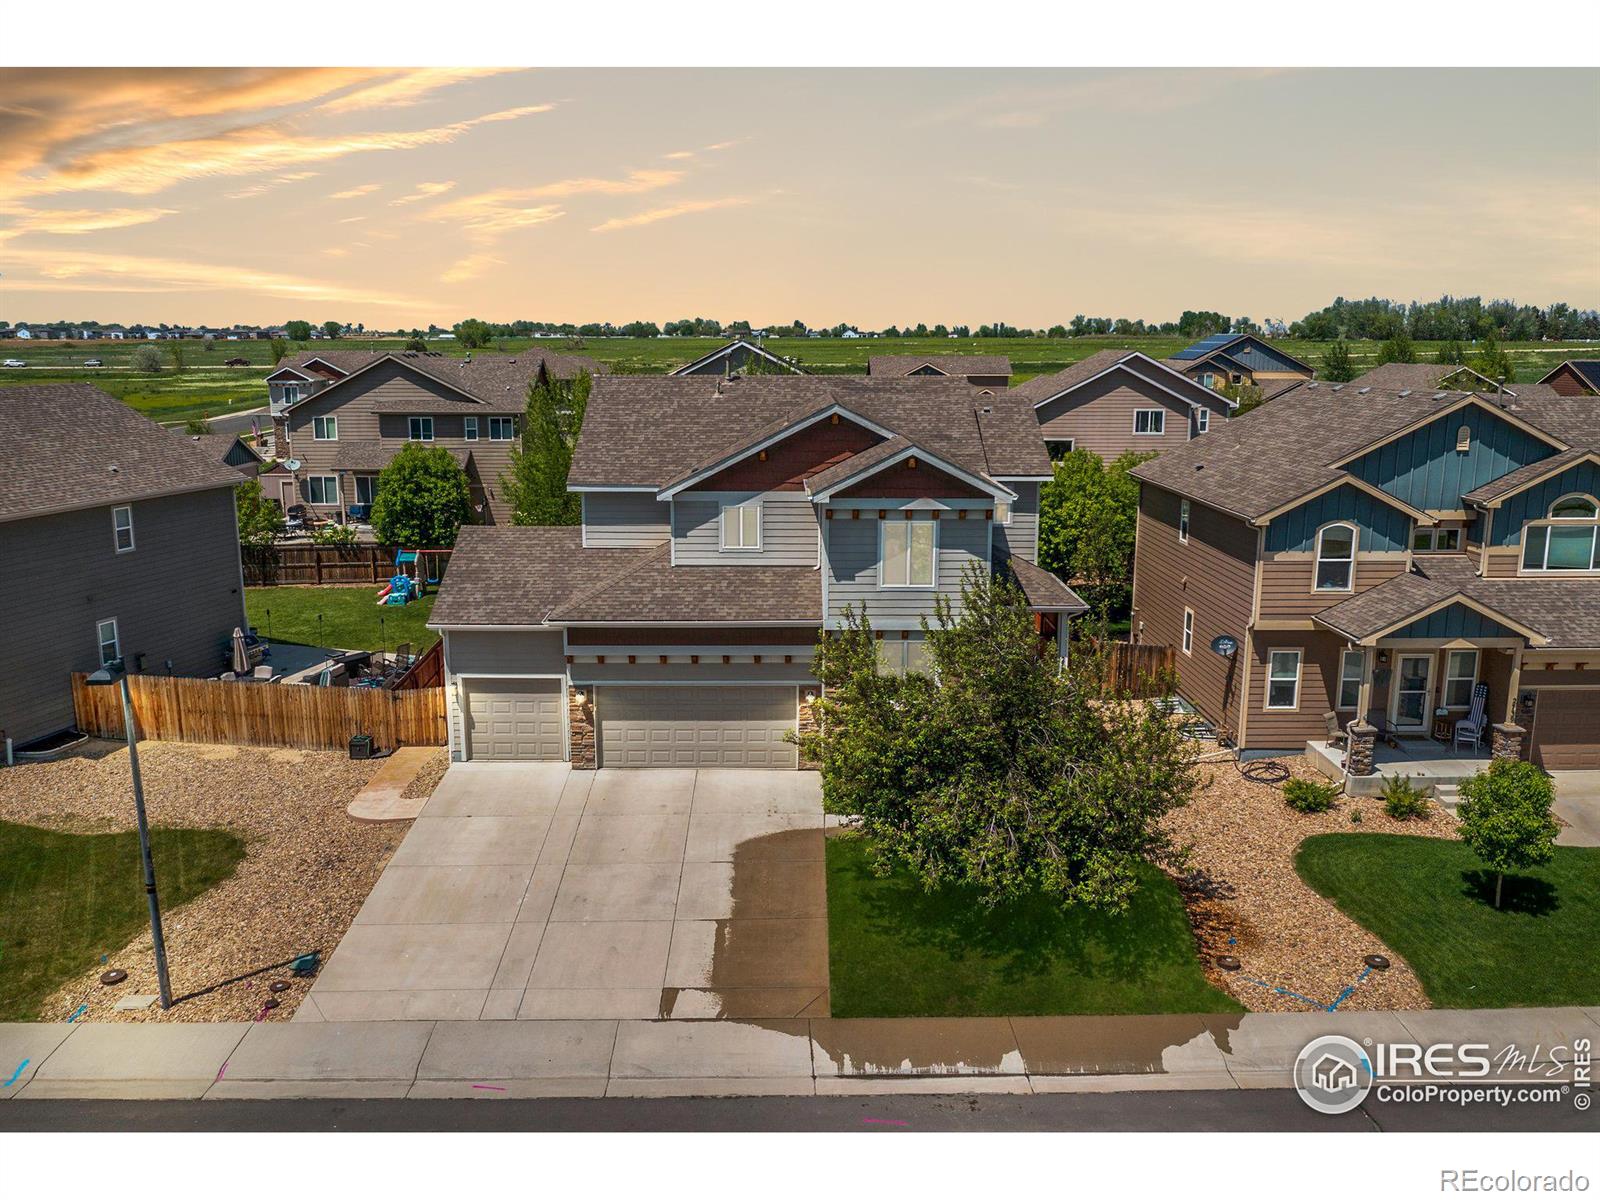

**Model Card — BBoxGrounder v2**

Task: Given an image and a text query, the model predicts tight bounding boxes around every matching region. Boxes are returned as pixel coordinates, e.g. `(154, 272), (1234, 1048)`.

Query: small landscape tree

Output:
(404, 336), (427, 352)
(371, 443), (472, 548)
(1471, 335), (1514, 390)
(503, 370), (591, 526)
(1037, 448), (1150, 618)
(1455, 759), (1559, 909)
(234, 479), (284, 547)
(131, 344), (162, 373)
(1320, 340), (1357, 382)
(1376, 330), (1416, 365)
(164, 340), (186, 372)
(183, 414), (208, 435)
(269, 335), (289, 363)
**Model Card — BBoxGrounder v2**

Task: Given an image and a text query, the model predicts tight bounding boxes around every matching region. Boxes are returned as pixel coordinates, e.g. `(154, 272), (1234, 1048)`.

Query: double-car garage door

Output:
(1528, 688), (1600, 771)
(599, 685), (799, 768)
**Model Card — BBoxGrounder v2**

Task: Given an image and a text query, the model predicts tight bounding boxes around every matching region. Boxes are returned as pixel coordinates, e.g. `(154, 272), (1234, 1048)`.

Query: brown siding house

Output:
(1536, 361), (1600, 397)
(867, 355), (1012, 388)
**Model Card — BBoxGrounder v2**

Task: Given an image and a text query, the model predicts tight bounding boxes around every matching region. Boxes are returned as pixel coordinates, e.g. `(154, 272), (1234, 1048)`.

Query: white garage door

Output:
(466, 679), (564, 761)
(598, 685), (798, 768)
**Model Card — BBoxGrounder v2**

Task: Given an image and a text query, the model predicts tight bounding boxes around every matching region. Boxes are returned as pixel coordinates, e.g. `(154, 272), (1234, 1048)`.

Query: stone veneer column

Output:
(797, 689), (821, 772)
(1345, 722), (1377, 777)
(1491, 722), (1526, 762)
(568, 687), (595, 770)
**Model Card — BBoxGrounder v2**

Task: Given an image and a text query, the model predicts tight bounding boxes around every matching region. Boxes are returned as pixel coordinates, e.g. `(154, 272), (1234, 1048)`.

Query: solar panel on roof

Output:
(1171, 332), (1244, 360)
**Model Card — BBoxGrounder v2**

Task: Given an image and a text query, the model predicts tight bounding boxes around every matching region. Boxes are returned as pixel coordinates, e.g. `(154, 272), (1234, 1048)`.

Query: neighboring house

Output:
(1166, 332), (1314, 393)
(0, 384), (248, 748)
(1012, 350), (1234, 461)
(271, 349), (605, 524)
(1538, 360), (1600, 397)
(184, 432), (265, 477)
(668, 338), (806, 377)
(1351, 362), (1507, 393)
(1129, 379), (1600, 769)
(428, 375), (1085, 767)
(867, 355), (1012, 388)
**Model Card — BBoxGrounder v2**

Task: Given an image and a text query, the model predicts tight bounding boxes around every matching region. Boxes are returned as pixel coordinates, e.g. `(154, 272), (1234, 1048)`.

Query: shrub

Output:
(1382, 775), (1433, 821)
(1456, 759), (1559, 909)
(1283, 778), (1340, 813)
(311, 522), (357, 546)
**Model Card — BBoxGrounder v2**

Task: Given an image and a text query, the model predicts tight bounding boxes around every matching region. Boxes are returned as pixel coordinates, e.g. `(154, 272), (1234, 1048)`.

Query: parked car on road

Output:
(83, 358), (104, 367)
(3, 359), (26, 368)
(224, 357), (250, 366)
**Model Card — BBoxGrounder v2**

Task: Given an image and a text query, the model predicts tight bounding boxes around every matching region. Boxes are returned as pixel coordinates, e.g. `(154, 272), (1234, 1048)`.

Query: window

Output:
(307, 475), (340, 506)
(1550, 495), (1598, 519)
(1045, 439), (1075, 460)
(112, 505), (134, 553)
(1444, 650), (1479, 709)
(994, 500), (1012, 526)
(1456, 424), (1472, 452)
(1179, 498), (1191, 544)
(96, 618), (120, 667)
(408, 416), (434, 442)
(1133, 409), (1166, 435)
(720, 503), (760, 550)
(354, 476), (376, 505)
(312, 415), (337, 441)
(463, 416), (479, 441)
(1266, 649), (1302, 710)
(881, 516), (937, 587)
(1522, 497), (1600, 572)
(1195, 408), (1210, 435)
(1338, 650), (1364, 710)
(1314, 523), (1356, 591)
(1182, 608), (1194, 655)
(1199, 372), (1215, 389)
(488, 416), (516, 440)
(1412, 525), (1461, 553)
(281, 384), (300, 405)
(876, 636), (931, 676)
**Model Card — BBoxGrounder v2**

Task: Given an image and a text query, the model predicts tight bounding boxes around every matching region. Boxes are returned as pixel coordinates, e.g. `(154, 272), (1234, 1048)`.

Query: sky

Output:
(1, 67), (1596, 329)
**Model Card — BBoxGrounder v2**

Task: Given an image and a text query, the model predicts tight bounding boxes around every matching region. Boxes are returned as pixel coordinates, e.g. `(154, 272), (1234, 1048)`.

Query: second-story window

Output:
(721, 502), (760, 550)
(993, 500), (1012, 526)
(1133, 409), (1166, 435)
(409, 416), (434, 442)
(1179, 498), (1191, 544)
(313, 416), (337, 441)
(281, 384), (300, 405)
(1314, 523), (1357, 591)
(488, 416), (516, 440)
(882, 516), (936, 587)
(464, 416), (479, 441)
(1195, 409), (1210, 435)
(112, 505), (135, 553)
(1522, 495), (1600, 572)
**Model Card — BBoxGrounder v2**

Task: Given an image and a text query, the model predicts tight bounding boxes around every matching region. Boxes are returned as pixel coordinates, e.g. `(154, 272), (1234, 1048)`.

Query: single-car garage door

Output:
(1529, 689), (1600, 771)
(466, 679), (564, 761)
(598, 685), (798, 768)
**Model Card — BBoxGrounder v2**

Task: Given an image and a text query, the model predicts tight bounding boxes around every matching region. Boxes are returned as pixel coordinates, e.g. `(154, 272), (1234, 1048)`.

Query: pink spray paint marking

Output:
(216, 1060), (229, 1082)
(862, 1117), (909, 1127)
(472, 1083), (508, 1092)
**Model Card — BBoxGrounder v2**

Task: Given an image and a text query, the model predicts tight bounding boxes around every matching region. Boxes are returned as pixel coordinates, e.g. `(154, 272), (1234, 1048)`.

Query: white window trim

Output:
(1046, 438), (1075, 459)
(1265, 647), (1302, 711)
(878, 515), (939, 589)
(307, 474), (341, 506)
(408, 416), (435, 442)
(1519, 518), (1600, 575)
(464, 416), (479, 441)
(1178, 498), (1190, 544)
(719, 501), (762, 551)
(1199, 372), (1215, 389)
(312, 415), (338, 441)
(1133, 408), (1166, 436)
(1195, 409), (1210, 435)
(1337, 649), (1364, 711)
(1547, 492), (1599, 519)
(1443, 649), (1480, 711)
(1313, 521), (1358, 593)
(994, 499), (1012, 526)
(1182, 608), (1194, 656)
(281, 384), (300, 405)
(112, 505), (135, 554)
(488, 416), (516, 441)
(353, 475), (377, 506)
(95, 617), (120, 667)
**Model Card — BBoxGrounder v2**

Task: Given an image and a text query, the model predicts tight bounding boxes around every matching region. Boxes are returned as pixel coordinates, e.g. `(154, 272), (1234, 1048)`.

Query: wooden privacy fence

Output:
(1100, 641), (1177, 698)
(242, 544), (453, 586)
(72, 673), (447, 751)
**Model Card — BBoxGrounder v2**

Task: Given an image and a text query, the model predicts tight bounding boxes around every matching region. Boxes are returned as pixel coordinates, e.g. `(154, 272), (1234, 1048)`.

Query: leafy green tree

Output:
(1456, 759), (1559, 909)
(183, 415), (209, 435)
(453, 318), (492, 349)
(321, 320), (342, 340)
(1320, 340), (1357, 382)
(284, 320), (312, 342)
(202, 334), (215, 352)
(1472, 334), (1514, 388)
(1037, 449), (1151, 616)
(164, 340), (187, 372)
(1220, 380), (1264, 413)
(1435, 338), (1467, 365)
(404, 336), (428, 352)
(269, 335), (289, 363)
(131, 344), (162, 373)
(235, 478), (284, 547)
(797, 568), (1195, 911)
(371, 443), (472, 548)
(1376, 329), (1416, 364)
(503, 370), (591, 525)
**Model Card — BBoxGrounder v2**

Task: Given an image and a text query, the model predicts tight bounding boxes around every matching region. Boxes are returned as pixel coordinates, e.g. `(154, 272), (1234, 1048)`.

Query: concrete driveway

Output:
(1551, 770), (1600, 847)
(302, 765), (828, 1022)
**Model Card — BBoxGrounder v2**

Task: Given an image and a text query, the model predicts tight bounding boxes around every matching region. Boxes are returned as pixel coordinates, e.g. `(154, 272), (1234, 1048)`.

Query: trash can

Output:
(348, 733), (374, 760)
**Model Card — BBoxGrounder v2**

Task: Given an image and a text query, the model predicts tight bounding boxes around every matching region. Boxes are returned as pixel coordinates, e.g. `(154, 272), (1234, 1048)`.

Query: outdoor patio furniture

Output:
(1323, 711), (1348, 748)
(1454, 682), (1489, 753)
(252, 665), (274, 681)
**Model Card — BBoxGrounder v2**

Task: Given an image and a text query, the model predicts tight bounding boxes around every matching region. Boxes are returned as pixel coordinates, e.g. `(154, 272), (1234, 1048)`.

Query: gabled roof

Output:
(1351, 362), (1503, 393)
(804, 437), (1014, 502)
(1002, 555), (1088, 614)
(275, 350), (604, 415)
(1462, 449), (1600, 508)
(328, 442), (473, 472)
(0, 384), (246, 523)
(668, 338), (806, 377)
(1170, 333), (1314, 373)
(1537, 360), (1600, 391)
(1013, 350), (1229, 411)
(867, 354), (1012, 379)
(428, 527), (638, 627)
(547, 542), (822, 624)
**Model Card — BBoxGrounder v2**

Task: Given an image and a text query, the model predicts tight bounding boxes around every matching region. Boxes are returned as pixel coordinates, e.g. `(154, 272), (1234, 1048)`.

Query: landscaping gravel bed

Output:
(0, 740), (404, 1023)
(1164, 755), (1456, 1014)
(400, 748), (450, 800)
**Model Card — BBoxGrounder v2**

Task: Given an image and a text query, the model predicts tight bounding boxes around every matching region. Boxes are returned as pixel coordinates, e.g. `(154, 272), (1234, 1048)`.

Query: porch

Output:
(1306, 736), (1491, 797)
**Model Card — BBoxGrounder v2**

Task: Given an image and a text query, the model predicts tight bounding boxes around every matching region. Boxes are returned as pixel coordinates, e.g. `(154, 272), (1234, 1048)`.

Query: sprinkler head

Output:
(1364, 954), (1391, 970)
(99, 969), (128, 986)
(1216, 955), (1242, 972)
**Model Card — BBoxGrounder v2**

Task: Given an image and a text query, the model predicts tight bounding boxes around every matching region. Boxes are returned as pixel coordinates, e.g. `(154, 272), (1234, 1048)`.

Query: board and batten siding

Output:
(0, 488), (246, 746)
(1345, 405), (1558, 514)
(672, 491), (819, 566)
(443, 629), (566, 759)
(825, 510), (988, 627)
(1263, 484), (1412, 554)
(583, 491), (670, 548)
(993, 480), (1040, 563)
(1034, 369), (1206, 461)
(1490, 461), (1600, 546)
(1256, 555), (1410, 617)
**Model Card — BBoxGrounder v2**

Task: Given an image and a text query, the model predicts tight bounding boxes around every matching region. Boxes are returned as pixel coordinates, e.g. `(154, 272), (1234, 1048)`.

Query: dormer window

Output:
(1314, 522), (1357, 591)
(720, 502), (760, 550)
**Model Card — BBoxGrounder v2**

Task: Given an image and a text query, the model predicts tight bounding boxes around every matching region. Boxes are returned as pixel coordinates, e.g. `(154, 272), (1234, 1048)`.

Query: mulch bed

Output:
(0, 740), (407, 1023)
(1163, 754), (1457, 1013)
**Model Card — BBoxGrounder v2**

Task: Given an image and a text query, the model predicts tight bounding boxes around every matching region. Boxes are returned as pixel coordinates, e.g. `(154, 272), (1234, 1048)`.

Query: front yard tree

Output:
(1038, 448), (1151, 616)
(504, 370), (591, 526)
(1455, 759), (1560, 909)
(371, 443), (472, 548)
(1472, 334), (1514, 388)
(799, 569), (1196, 912)
(234, 479), (284, 547)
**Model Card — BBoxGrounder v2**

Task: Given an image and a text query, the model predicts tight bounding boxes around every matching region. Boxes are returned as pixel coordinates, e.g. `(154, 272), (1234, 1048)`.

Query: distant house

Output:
(1538, 360), (1600, 397)
(0, 384), (248, 748)
(668, 338), (806, 377)
(1166, 333), (1314, 393)
(841, 330), (862, 339)
(867, 355), (1012, 388)
(184, 432), (265, 478)
(1352, 361), (1506, 393)
(13, 326), (35, 339)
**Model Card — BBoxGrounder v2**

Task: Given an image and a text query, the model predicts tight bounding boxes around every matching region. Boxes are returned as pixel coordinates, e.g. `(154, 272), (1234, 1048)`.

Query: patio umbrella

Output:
(231, 626), (251, 677)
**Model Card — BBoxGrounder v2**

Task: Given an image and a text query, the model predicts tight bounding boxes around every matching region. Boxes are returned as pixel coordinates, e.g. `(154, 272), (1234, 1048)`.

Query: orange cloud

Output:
(317, 68), (526, 114)
(330, 183), (383, 200)
(0, 204), (175, 236)
(589, 195), (750, 233)
(391, 181), (458, 205)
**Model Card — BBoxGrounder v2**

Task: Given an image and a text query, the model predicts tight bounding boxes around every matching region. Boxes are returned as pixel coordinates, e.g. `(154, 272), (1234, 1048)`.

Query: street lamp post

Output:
(86, 658), (172, 1009)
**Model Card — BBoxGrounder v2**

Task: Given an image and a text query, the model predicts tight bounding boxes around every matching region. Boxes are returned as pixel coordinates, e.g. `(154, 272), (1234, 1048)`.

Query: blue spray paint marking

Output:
(66, 1004), (88, 1023)
(3, 1060), (28, 1087)
(1326, 965), (1374, 1013)
(1239, 977), (1326, 1009)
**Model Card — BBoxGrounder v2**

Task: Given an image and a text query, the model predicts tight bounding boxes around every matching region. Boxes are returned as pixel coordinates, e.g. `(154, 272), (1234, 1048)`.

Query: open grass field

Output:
(0, 819), (245, 1021)
(246, 585), (439, 654)
(2, 333), (1590, 426)
(1295, 833), (1600, 1009)
(824, 833), (1242, 1017)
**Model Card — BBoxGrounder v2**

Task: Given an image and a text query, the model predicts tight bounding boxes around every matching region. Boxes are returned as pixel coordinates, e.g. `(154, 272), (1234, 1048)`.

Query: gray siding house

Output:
(0, 385), (248, 748)
(429, 375), (1085, 769)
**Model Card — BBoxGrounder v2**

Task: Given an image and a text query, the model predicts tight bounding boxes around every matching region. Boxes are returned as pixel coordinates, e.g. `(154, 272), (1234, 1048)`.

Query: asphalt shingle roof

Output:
(428, 527), (640, 627)
(548, 542), (823, 624)
(1461, 449), (1598, 506)
(277, 350), (606, 410)
(1011, 350), (1216, 408)
(1351, 362), (1498, 392)
(1003, 555), (1089, 613)
(867, 354), (1012, 378)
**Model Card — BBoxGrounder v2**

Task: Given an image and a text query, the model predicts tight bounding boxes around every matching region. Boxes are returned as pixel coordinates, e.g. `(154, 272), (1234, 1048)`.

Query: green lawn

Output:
(825, 834), (1241, 1017)
(246, 586), (438, 654)
(1296, 834), (1600, 1009)
(0, 820), (244, 1021)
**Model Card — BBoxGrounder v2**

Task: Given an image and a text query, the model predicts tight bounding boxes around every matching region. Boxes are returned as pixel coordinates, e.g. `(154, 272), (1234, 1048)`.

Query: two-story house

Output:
(428, 375), (1084, 768)
(867, 355), (1013, 388)
(1129, 380), (1599, 771)
(1165, 332), (1314, 396)
(270, 349), (604, 525)
(1012, 350), (1234, 461)
(1, 384), (248, 749)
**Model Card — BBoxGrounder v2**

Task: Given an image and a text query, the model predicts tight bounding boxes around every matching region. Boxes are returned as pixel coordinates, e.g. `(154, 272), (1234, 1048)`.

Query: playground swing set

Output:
(376, 547), (451, 606)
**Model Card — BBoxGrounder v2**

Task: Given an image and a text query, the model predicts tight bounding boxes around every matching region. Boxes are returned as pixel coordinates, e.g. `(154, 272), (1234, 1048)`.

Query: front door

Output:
(1390, 653), (1434, 731)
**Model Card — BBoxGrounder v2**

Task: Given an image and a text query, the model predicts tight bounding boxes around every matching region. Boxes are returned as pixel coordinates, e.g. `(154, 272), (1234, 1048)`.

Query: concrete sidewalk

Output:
(4, 1008), (1595, 1101)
